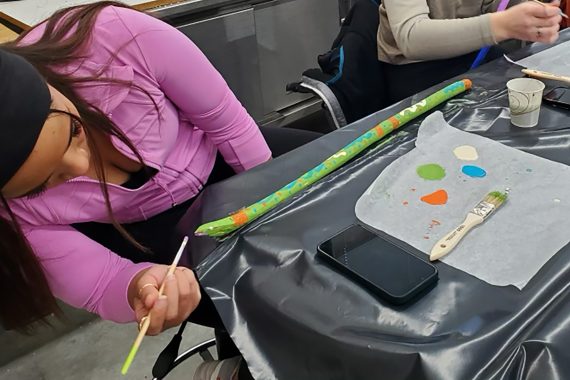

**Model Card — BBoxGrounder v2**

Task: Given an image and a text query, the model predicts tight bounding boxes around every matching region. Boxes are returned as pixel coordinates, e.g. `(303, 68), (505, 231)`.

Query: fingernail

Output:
(167, 273), (176, 281)
(159, 295), (168, 300)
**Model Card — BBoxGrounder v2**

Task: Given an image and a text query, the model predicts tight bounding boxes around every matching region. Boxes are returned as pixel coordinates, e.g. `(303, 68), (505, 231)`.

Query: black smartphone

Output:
(543, 87), (570, 110)
(317, 224), (438, 305)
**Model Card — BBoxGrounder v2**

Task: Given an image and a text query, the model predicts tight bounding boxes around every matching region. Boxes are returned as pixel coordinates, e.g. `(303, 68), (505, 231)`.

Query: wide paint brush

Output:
(430, 189), (509, 261)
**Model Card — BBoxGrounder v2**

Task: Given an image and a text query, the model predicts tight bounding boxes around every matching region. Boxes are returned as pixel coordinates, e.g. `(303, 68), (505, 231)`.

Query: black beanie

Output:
(0, 49), (51, 189)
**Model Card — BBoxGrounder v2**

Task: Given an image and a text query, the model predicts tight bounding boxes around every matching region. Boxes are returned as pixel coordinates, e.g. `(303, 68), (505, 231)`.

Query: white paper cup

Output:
(507, 78), (545, 128)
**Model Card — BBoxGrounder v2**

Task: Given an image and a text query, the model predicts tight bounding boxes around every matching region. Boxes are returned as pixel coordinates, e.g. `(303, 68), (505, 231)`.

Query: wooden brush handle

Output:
(522, 69), (570, 84)
(430, 213), (484, 261)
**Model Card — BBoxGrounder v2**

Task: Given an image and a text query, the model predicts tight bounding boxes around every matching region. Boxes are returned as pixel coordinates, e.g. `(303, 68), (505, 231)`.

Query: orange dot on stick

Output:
(231, 211), (249, 226)
(388, 117), (400, 127)
(420, 189), (448, 205)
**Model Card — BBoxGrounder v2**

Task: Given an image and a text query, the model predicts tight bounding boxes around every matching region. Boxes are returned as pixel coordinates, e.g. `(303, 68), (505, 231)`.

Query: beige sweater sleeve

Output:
(383, 0), (497, 61)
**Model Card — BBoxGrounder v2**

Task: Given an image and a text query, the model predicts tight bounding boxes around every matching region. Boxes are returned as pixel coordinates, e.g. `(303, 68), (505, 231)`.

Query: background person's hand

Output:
(491, 1), (562, 44)
(128, 264), (201, 335)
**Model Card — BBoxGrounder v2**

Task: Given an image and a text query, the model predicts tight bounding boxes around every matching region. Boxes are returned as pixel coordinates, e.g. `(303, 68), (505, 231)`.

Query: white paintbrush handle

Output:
(430, 213), (484, 261)
(522, 69), (570, 84)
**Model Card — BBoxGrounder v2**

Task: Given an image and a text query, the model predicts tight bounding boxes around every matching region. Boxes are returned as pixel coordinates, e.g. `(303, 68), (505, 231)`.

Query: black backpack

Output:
(288, 0), (388, 125)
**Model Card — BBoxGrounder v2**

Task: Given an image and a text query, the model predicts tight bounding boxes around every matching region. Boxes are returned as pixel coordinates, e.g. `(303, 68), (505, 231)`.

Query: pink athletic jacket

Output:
(7, 6), (271, 322)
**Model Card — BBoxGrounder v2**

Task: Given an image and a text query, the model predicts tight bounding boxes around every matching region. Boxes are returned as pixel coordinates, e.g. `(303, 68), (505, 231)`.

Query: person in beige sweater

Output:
(378, 0), (562, 102)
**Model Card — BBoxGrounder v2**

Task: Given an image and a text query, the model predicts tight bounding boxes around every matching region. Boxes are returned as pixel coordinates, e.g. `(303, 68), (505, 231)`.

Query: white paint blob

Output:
(453, 145), (479, 161)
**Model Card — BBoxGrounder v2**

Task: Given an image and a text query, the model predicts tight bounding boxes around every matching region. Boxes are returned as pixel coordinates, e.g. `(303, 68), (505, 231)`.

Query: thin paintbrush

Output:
(121, 236), (189, 375)
(475, 1), (568, 69)
(531, 0), (568, 18)
(430, 190), (509, 261)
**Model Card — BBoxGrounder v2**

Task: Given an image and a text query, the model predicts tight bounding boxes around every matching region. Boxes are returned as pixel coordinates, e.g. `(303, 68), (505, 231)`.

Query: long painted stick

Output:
(195, 79), (472, 238)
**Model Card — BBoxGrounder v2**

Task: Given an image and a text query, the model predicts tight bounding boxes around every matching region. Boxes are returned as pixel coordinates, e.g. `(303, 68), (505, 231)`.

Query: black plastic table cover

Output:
(177, 35), (570, 380)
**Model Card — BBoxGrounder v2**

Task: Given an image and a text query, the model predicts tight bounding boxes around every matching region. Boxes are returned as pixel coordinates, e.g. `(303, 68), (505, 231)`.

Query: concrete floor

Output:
(0, 319), (214, 380)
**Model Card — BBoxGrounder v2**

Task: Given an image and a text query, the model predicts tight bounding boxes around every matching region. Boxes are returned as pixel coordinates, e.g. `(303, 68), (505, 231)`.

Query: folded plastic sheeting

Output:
(180, 33), (570, 380)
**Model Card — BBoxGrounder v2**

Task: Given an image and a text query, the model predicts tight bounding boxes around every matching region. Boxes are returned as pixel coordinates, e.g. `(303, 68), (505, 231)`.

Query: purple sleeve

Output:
(114, 7), (272, 172)
(25, 225), (153, 323)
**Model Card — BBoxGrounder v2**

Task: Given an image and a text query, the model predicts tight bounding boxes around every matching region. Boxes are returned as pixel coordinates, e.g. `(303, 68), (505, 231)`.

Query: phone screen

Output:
(319, 225), (436, 298)
(544, 87), (570, 107)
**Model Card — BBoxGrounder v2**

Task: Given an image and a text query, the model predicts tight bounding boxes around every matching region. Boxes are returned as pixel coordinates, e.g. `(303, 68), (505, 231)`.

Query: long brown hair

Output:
(0, 1), (152, 331)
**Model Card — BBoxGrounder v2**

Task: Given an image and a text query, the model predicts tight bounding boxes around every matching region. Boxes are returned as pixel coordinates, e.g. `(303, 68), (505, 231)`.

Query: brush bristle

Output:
(484, 191), (508, 207)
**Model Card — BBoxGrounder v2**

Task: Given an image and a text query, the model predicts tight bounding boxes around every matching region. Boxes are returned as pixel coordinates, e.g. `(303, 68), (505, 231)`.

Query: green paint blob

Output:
(416, 164), (446, 180)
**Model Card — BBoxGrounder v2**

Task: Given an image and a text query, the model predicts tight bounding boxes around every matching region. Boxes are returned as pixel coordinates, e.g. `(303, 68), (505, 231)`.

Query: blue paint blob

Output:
(462, 165), (487, 178)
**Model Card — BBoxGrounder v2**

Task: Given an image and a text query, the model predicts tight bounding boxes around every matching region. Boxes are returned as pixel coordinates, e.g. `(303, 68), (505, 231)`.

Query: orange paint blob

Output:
(420, 189), (448, 205)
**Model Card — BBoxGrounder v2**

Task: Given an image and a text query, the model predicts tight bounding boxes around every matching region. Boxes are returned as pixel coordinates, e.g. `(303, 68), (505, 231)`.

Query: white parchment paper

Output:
(517, 41), (570, 77)
(356, 112), (570, 289)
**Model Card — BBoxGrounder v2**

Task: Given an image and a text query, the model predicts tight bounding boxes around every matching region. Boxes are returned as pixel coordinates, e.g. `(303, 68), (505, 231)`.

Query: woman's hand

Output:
(491, 1), (562, 44)
(128, 265), (201, 335)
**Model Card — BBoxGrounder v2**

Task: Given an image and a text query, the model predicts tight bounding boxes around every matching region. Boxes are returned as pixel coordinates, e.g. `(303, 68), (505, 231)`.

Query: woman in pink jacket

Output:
(0, 2), (319, 377)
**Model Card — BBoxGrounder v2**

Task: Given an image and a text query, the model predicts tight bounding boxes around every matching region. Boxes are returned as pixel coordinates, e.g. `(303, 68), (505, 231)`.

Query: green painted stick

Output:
(195, 79), (473, 238)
